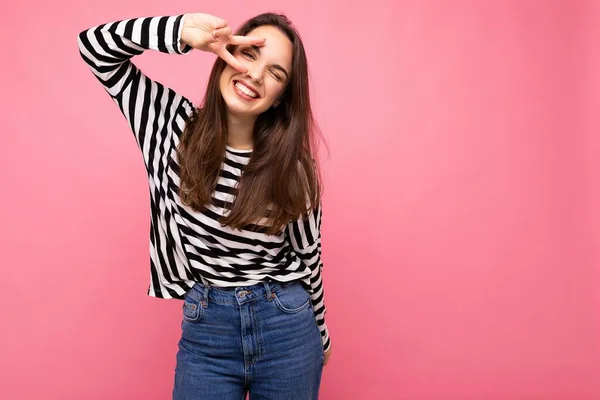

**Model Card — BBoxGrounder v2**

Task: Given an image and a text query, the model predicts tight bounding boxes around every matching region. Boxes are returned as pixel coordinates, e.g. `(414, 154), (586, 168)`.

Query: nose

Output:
(246, 66), (263, 84)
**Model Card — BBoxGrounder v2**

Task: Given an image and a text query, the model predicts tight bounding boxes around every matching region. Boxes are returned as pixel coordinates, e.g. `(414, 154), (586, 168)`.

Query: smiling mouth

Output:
(233, 80), (260, 99)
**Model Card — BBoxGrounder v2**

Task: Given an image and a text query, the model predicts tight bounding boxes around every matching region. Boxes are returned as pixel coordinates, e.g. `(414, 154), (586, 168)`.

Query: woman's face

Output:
(219, 25), (293, 117)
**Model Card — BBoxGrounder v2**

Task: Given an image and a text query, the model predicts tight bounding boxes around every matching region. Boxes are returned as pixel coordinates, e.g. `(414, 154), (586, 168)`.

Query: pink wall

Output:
(2, 0), (599, 399)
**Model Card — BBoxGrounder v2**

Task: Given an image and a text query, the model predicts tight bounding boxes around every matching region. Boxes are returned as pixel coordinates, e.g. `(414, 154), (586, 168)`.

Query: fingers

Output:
(228, 35), (267, 46)
(213, 18), (228, 30)
(213, 26), (232, 39)
(215, 47), (248, 73)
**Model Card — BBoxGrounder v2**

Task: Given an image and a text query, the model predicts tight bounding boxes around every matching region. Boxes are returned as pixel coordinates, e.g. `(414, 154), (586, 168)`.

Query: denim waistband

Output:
(186, 279), (299, 306)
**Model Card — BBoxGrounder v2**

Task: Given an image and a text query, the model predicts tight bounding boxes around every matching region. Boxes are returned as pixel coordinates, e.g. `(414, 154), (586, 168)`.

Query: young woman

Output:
(77, 11), (332, 399)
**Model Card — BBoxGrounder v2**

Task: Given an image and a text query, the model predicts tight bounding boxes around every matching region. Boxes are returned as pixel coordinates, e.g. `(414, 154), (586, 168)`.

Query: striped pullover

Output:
(77, 13), (331, 352)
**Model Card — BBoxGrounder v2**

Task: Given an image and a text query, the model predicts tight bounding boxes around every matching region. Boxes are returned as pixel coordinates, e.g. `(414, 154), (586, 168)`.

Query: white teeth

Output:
(235, 81), (258, 98)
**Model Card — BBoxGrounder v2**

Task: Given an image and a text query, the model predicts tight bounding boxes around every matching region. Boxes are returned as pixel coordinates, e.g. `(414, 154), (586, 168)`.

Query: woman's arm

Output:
(286, 203), (332, 353)
(77, 14), (193, 99)
(77, 14), (195, 164)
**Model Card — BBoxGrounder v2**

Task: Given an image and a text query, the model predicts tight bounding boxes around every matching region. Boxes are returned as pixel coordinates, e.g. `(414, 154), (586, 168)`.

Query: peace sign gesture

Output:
(181, 13), (266, 73)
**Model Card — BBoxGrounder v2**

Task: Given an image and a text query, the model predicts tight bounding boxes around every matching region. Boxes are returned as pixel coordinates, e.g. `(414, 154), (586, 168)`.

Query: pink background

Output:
(2, 0), (599, 399)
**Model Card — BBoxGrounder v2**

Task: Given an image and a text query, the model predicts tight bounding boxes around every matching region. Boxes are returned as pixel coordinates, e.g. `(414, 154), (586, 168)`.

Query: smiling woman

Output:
(77, 10), (331, 400)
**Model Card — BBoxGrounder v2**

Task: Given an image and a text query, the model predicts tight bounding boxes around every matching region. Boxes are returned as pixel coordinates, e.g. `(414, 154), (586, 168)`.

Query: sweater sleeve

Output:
(76, 14), (195, 167)
(285, 203), (332, 353)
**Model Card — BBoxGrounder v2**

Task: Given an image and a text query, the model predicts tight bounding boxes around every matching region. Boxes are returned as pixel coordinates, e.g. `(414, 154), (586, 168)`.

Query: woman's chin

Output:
(224, 99), (263, 117)
(227, 105), (253, 117)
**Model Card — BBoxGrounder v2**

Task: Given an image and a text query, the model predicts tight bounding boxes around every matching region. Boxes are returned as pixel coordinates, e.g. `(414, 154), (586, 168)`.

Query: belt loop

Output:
(202, 282), (210, 308)
(264, 281), (274, 301)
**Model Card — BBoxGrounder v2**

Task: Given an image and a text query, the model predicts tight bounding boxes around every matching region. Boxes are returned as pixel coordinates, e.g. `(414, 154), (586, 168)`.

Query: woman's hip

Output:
(179, 278), (323, 362)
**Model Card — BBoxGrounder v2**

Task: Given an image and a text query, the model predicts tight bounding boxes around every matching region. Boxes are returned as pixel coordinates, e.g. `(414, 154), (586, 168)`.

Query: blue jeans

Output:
(172, 279), (325, 400)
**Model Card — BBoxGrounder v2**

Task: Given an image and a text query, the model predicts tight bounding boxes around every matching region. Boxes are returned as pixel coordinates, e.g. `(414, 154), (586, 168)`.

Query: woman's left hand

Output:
(323, 345), (332, 366)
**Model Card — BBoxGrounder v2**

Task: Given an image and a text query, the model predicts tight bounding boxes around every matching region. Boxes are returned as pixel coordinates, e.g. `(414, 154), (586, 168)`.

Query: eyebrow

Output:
(249, 45), (290, 80)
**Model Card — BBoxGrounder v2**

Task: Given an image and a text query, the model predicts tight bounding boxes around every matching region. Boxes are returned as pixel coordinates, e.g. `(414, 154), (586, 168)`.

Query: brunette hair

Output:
(177, 12), (326, 235)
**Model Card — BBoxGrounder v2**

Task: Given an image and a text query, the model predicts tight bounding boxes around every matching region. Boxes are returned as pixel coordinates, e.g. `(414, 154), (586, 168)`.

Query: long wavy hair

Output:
(176, 12), (326, 236)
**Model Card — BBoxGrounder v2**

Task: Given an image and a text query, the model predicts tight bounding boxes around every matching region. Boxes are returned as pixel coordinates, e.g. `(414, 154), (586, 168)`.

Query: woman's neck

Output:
(226, 111), (256, 150)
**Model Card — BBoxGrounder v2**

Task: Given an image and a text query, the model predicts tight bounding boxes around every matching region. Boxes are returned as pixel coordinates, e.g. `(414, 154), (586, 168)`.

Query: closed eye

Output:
(271, 71), (282, 81)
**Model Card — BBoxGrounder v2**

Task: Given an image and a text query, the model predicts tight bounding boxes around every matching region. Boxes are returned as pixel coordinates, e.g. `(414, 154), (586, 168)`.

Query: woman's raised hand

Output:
(181, 13), (266, 73)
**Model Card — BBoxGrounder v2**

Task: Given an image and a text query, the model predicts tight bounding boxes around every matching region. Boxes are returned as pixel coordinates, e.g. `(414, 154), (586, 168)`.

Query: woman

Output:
(77, 10), (332, 399)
